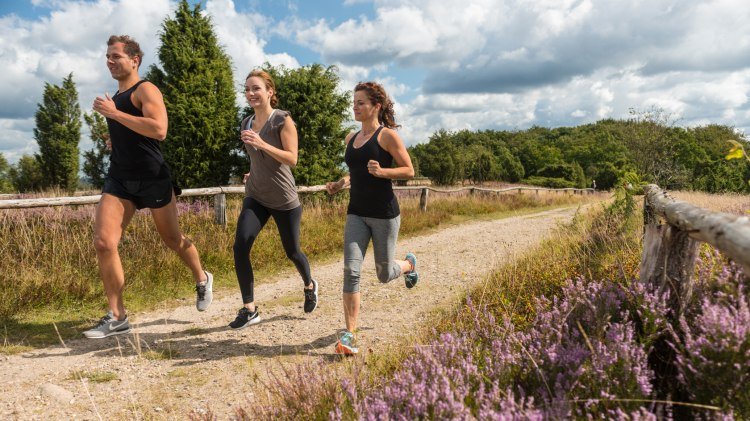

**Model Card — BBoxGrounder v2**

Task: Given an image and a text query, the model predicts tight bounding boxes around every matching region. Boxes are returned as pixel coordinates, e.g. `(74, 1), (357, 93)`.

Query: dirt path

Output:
(1, 205), (589, 419)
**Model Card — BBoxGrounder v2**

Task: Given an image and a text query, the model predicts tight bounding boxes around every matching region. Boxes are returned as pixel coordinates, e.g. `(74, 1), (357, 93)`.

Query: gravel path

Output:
(1, 205), (588, 419)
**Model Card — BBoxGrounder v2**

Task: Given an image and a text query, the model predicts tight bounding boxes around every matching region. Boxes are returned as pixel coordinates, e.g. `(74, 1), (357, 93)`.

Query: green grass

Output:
(67, 369), (119, 383)
(0, 343), (33, 355)
(1, 190), (597, 347)
(142, 347), (180, 360)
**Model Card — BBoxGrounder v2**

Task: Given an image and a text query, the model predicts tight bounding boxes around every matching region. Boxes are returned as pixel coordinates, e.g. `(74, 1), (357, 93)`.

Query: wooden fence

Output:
(640, 184), (750, 410)
(641, 184), (750, 314)
(0, 185), (595, 226)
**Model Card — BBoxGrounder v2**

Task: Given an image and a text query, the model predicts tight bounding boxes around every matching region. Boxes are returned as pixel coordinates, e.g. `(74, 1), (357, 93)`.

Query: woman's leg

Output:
(368, 215), (409, 283)
(271, 205), (313, 286)
(233, 197), (271, 309)
(342, 214), (371, 333)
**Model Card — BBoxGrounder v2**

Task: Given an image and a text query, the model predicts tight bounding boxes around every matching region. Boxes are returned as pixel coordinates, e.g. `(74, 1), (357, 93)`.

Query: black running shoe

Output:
(228, 307), (261, 329)
(304, 279), (318, 313)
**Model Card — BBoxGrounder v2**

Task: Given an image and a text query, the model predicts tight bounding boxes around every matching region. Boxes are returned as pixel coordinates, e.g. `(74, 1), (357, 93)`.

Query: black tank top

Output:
(106, 80), (168, 180)
(345, 127), (400, 219)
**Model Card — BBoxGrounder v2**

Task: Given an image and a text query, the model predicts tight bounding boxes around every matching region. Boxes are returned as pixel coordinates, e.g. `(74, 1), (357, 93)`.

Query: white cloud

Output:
(3, 0), (750, 170)
(0, 0), (295, 164)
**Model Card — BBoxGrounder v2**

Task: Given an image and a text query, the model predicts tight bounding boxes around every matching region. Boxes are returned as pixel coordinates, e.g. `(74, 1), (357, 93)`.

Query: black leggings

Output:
(233, 197), (312, 304)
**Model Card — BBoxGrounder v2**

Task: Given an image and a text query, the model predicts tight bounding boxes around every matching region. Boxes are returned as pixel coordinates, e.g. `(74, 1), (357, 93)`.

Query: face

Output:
(105, 42), (138, 80)
(244, 76), (272, 108)
(352, 90), (379, 122)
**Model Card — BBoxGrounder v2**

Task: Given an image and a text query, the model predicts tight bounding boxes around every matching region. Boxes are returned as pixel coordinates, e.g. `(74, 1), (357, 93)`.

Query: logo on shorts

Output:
(155, 199), (163, 203)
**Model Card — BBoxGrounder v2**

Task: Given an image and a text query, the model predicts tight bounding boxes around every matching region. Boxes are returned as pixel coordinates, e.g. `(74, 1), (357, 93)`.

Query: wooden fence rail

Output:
(0, 185), (595, 225)
(641, 184), (750, 298)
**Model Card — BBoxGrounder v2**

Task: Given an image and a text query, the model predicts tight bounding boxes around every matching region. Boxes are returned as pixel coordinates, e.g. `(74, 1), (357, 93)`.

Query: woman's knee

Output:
(343, 264), (361, 293)
(233, 236), (255, 255)
(375, 263), (396, 283)
(286, 249), (306, 264)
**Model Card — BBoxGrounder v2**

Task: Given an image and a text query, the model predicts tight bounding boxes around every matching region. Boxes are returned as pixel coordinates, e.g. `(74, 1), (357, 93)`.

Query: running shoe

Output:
(83, 311), (130, 339)
(303, 279), (318, 313)
(335, 331), (359, 355)
(196, 271), (213, 311)
(229, 307), (261, 329)
(404, 253), (419, 288)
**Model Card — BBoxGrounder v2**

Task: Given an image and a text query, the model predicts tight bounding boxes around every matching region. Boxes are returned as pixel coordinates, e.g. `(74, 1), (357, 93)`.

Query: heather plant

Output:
(673, 249), (749, 417)
(233, 190), (750, 419)
(349, 280), (658, 419)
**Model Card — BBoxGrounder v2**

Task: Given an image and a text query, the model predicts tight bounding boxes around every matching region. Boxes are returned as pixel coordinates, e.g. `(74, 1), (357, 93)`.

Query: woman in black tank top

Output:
(326, 81), (420, 355)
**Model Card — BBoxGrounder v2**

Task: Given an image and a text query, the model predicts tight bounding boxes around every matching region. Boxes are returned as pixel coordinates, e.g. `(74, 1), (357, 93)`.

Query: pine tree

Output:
(34, 73), (81, 191)
(9, 155), (44, 192)
(82, 112), (110, 188)
(0, 153), (12, 193)
(257, 63), (351, 186)
(146, 0), (240, 188)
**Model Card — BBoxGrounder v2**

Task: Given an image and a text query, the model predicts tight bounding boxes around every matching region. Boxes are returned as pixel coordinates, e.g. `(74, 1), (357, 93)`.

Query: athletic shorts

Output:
(102, 176), (181, 210)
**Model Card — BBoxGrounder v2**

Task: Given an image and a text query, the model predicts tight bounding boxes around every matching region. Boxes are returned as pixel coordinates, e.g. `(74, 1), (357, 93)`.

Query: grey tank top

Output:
(241, 109), (300, 210)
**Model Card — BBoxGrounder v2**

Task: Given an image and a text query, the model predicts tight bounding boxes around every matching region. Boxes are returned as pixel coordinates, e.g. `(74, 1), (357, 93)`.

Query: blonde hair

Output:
(246, 70), (278, 107)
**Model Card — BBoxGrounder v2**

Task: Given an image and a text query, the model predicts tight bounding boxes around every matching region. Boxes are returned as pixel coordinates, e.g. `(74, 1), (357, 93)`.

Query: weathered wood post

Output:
(640, 185), (701, 415)
(419, 188), (428, 212)
(214, 193), (227, 226)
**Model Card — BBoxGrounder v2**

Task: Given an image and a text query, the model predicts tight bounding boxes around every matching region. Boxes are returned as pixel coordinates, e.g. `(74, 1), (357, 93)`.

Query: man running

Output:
(84, 35), (213, 339)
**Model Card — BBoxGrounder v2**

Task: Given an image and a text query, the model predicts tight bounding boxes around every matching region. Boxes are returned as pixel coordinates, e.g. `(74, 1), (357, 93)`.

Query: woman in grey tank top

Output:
(228, 70), (318, 330)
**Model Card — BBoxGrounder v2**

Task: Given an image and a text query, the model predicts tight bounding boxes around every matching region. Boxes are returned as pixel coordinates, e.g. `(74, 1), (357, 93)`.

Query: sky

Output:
(1, 0), (750, 164)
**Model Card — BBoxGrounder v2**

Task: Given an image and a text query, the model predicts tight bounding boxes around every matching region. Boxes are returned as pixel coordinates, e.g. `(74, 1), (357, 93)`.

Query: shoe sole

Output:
(335, 342), (358, 355)
(84, 328), (131, 339)
(406, 273), (419, 289)
(197, 296), (213, 312)
(229, 316), (261, 330)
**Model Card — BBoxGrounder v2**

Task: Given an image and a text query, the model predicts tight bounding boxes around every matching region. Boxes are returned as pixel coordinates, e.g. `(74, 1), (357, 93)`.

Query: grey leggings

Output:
(343, 214), (402, 293)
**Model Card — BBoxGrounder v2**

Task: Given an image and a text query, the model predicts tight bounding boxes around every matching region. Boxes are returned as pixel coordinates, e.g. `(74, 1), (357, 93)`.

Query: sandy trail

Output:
(1, 205), (588, 419)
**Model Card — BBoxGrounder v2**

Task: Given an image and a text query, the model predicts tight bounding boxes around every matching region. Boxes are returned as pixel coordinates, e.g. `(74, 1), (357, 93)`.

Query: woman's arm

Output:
(241, 115), (298, 166)
(367, 128), (415, 180)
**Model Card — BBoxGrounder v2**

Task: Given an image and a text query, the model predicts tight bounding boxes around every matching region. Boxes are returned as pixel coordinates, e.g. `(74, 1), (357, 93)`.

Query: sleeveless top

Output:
(345, 126), (400, 219)
(106, 80), (168, 180)
(240, 110), (300, 210)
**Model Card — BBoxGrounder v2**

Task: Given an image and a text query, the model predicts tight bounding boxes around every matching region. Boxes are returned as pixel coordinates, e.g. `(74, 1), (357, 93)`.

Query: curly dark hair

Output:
(354, 81), (400, 129)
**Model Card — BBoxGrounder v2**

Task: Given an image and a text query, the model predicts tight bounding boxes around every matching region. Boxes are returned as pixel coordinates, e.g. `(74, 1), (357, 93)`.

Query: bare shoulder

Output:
(344, 131), (357, 145)
(133, 81), (164, 103)
(379, 127), (403, 147)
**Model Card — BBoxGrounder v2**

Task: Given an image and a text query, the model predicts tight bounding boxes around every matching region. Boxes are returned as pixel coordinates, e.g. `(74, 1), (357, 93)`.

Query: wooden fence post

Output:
(419, 188), (428, 212)
(214, 193), (226, 226)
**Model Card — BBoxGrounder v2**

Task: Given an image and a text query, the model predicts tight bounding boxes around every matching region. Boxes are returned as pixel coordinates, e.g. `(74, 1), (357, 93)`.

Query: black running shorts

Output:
(102, 176), (181, 210)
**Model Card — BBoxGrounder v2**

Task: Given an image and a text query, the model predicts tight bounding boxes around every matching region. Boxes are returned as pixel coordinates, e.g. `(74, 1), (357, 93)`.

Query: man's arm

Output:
(93, 82), (168, 140)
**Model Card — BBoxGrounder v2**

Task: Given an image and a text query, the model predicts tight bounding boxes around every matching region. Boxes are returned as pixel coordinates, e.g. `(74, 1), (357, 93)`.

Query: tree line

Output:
(411, 108), (749, 193)
(0, 0), (747, 195)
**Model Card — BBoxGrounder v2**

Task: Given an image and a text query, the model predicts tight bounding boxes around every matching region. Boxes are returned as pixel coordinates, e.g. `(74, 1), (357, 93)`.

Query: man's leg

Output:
(150, 194), (206, 282)
(93, 194), (136, 320)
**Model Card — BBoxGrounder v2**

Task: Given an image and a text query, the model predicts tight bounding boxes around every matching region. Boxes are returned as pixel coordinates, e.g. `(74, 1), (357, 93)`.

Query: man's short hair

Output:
(107, 35), (144, 68)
